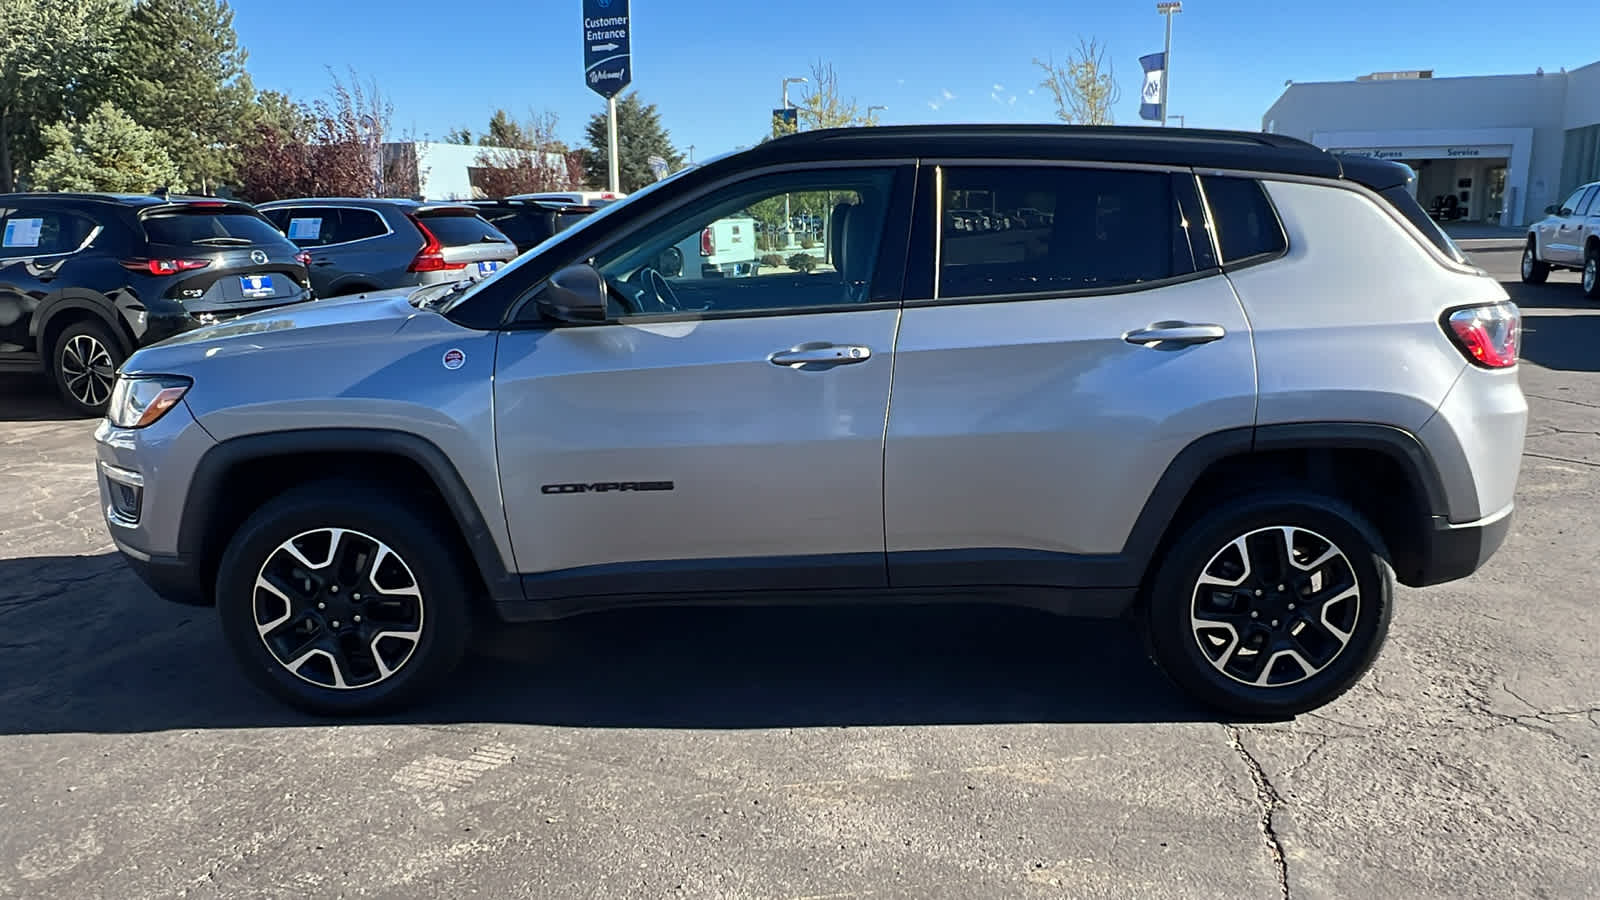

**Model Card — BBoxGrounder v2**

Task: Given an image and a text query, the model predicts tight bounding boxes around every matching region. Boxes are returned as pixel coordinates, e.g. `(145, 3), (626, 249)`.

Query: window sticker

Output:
(3, 218), (43, 248)
(287, 217), (323, 241)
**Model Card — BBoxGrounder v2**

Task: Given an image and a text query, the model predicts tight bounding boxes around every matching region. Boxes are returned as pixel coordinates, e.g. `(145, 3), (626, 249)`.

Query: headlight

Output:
(108, 375), (192, 428)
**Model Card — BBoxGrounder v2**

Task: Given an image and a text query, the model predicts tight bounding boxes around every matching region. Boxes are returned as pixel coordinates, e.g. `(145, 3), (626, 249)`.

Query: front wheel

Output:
(216, 482), (473, 715)
(1143, 492), (1393, 718)
(1520, 240), (1549, 284)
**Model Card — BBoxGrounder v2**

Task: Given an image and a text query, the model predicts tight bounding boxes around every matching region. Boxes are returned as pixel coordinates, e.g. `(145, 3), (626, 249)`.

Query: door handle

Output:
(1123, 322), (1227, 346)
(768, 342), (873, 367)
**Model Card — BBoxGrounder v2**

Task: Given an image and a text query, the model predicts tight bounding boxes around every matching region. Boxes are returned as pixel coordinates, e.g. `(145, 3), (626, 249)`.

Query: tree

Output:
(234, 70), (395, 202)
(1034, 38), (1121, 126)
(0, 0), (127, 191)
(32, 101), (181, 192)
(583, 93), (683, 193)
(104, 0), (254, 193)
(471, 110), (581, 197)
(768, 60), (875, 141)
(442, 126), (474, 145)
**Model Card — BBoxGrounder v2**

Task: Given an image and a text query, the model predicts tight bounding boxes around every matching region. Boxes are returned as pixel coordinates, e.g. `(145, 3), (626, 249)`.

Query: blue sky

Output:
(233, 0), (1595, 159)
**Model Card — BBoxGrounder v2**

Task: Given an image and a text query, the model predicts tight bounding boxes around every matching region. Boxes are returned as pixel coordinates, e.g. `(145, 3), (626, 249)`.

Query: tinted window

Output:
(1200, 176), (1287, 265)
(1380, 186), (1467, 264)
(415, 211), (509, 247)
(938, 166), (1179, 299)
(476, 207), (548, 247)
(589, 167), (897, 317)
(0, 209), (96, 255)
(142, 209), (289, 247)
(335, 208), (388, 241)
(1577, 186), (1600, 216)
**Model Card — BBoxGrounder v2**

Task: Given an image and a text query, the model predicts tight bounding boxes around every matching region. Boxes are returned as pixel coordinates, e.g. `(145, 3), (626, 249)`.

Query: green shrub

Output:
(787, 252), (817, 273)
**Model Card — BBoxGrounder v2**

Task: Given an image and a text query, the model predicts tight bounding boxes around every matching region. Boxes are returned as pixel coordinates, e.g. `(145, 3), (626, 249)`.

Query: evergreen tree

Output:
(584, 93), (684, 193)
(32, 101), (181, 192)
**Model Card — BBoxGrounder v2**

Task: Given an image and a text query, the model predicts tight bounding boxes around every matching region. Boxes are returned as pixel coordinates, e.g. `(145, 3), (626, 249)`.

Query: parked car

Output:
(257, 199), (516, 298)
(0, 192), (311, 415)
(466, 199), (600, 255)
(507, 190), (626, 206)
(1522, 180), (1600, 298)
(98, 125), (1524, 718)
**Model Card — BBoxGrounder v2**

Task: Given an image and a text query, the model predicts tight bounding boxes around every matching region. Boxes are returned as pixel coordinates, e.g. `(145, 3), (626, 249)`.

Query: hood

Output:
(123, 289), (421, 375)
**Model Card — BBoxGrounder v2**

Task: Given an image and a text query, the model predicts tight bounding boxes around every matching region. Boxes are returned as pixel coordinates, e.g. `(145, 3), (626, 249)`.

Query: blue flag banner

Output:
(1140, 52), (1166, 122)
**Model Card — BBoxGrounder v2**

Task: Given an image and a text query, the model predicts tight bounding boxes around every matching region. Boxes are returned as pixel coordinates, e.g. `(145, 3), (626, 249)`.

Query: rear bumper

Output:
(1410, 503), (1513, 587)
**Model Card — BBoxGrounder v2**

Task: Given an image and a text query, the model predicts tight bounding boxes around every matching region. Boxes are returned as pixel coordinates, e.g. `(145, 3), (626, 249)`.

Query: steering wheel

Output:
(635, 266), (681, 313)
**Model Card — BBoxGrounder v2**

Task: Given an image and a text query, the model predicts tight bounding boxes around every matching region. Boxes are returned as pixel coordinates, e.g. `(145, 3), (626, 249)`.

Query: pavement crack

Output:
(1525, 393), (1600, 410)
(1226, 725), (1290, 900)
(1523, 451), (1600, 469)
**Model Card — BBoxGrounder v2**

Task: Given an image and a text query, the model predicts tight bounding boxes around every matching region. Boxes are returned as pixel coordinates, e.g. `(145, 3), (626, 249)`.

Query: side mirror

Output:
(1561, 208), (1574, 217)
(537, 263), (608, 323)
(1546, 204), (1560, 214)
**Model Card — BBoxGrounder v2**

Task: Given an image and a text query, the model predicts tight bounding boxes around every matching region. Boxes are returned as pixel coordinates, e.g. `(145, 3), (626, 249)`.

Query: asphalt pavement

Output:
(0, 244), (1594, 899)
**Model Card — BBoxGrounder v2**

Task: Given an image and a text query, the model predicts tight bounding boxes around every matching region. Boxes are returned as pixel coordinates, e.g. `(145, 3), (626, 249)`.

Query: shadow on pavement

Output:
(0, 552), (1218, 734)
(0, 375), (86, 423)
(1498, 269), (1600, 373)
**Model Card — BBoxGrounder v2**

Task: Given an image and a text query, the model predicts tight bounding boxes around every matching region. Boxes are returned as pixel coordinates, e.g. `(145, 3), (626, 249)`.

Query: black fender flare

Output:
(179, 428), (522, 606)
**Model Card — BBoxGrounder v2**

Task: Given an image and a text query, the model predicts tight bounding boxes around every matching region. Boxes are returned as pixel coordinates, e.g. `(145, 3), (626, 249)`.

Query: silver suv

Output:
(95, 126), (1527, 717)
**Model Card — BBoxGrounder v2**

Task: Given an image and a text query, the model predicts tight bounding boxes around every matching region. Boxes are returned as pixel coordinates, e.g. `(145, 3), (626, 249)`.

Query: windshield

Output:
(435, 167), (694, 315)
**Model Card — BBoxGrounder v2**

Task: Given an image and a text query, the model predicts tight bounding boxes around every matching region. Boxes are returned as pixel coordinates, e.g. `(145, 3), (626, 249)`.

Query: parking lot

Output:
(0, 244), (1594, 899)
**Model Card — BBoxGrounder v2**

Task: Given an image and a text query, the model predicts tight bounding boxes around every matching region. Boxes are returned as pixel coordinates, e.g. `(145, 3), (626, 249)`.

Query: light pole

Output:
(1156, 1), (1182, 127)
(866, 104), (886, 125)
(687, 144), (695, 163)
(1167, 114), (1185, 128)
(781, 75), (807, 245)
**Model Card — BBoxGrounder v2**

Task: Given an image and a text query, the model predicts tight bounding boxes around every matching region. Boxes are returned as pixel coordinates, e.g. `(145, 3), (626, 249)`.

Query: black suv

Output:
(466, 199), (600, 254)
(0, 193), (312, 415)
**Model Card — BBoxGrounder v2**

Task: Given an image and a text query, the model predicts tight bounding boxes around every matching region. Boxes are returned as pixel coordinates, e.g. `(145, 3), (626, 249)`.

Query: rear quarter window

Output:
(414, 212), (509, 247)
(1200, 176), (1287, 265)
(1377, 186), (1467, 264)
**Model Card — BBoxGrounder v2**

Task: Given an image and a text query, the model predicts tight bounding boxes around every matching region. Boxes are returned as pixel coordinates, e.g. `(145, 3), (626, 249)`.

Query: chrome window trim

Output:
(262, 204), (397, 249)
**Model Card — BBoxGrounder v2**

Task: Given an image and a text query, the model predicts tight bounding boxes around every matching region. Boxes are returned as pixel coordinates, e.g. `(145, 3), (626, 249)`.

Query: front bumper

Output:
(115, 541), (209, 606)
(1411, 503), (1514, 587)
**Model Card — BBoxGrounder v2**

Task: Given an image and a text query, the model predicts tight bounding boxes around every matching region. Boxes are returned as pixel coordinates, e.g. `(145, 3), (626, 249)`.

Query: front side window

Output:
(1576, 186), (1600, 217)
(1561, 188), (1588, 216)
(937, 166), (1183, 299)
(1201, 176), (1287, 265)
(591, 167), (897, 317)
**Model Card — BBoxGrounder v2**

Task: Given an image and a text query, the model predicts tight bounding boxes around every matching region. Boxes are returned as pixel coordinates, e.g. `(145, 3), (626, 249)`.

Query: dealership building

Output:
(1262, 61), (1600, 228)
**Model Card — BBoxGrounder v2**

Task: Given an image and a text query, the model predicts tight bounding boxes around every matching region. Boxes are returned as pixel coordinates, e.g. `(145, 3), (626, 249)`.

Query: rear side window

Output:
(938, 166), (1184, 299)
(334, 208), (388, 241)
(476, 207), (547, 246)
(0, 209), (96, 255)
(1378, 186), (1467, 264)
(143, 209), (288, 247)
(414, 211), (508, 247)
(1200, 176), (1287, 265)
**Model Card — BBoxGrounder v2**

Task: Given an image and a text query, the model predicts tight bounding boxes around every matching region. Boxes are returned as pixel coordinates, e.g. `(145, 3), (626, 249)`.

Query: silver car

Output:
(97, 125), (1526, 718)
(257, 198), (517, 298)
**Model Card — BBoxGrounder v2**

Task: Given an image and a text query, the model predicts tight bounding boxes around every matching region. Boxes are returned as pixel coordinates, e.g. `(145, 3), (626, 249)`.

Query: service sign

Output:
(582, 0), (631, 99)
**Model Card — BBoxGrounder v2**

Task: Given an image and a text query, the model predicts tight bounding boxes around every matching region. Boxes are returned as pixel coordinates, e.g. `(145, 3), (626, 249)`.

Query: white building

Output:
(1263, 61), (1600, 227)
(380, 141), (570, 201)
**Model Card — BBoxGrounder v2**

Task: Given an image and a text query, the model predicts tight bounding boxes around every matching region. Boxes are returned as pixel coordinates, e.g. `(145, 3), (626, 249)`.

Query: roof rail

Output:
(776, 123), (1323, 153)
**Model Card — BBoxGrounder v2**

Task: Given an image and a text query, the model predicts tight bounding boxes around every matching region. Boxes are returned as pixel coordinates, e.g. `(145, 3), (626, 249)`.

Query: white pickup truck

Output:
(1524, 180), (1600, 298)
(665, 215), (761, 279)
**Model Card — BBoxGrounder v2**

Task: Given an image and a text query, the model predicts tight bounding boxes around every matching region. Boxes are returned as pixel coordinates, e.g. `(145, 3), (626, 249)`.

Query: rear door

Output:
(884, 163), (1256, 590)
(0, 201), (95, 365)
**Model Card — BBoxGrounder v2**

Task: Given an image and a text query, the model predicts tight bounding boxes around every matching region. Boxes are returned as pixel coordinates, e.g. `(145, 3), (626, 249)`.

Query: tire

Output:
(216, 480), (473, 716)
(50, 319), (124, 417)
(1520, 239), (1549, 285)
(1584, 245), (1600, 300)
(1143, 491), (1394, 718)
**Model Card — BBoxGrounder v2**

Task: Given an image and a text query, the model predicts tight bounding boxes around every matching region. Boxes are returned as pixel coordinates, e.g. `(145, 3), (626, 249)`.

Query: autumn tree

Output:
(0, 0), (126, 191)
(1034, 38), (1121, 126)
(584, 93), (683, 192)
(470, 109), (582, 197)
(235, 70), (396, 202)
(32, 102), (181, 192)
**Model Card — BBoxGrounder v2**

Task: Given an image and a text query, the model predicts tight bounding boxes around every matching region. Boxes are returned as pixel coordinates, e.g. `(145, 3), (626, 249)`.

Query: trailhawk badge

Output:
(442, 348), (466, 370)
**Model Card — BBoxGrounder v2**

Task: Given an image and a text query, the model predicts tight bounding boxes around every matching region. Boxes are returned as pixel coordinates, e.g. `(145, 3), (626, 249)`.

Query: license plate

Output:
(240, 274), (275, 298)
(476, 261), (500, 277)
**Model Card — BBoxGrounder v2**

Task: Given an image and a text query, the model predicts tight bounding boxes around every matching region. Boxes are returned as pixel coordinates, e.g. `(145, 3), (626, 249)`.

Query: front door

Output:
(884, 164), (1257, 588)
(1547, 187), (1594, 265)
(493, 164), (914, 600)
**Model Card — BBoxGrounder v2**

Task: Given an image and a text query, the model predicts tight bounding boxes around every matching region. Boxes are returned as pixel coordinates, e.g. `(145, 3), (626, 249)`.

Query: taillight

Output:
(295, 251), (312, 267)
(121, 258), (211, 276)
(406, 215), (468, 272)
(700, 226), (714, 257)
(1444, 302), (1520, 369)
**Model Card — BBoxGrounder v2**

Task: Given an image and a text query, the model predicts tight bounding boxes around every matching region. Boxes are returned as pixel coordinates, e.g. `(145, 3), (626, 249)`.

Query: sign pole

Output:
(1156, 2), (1181, 126)
(607, 95), (620, 192)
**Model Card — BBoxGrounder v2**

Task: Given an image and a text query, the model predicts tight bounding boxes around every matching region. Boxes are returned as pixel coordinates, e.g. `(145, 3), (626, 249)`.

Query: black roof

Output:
(721, 124), (1412, 191)
(0, 191), (256, 208)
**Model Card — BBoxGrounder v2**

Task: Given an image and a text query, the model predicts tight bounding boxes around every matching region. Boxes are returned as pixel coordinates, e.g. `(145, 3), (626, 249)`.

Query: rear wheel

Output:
(216, 481), (473, 715)
(1520, 240), (1549, 284)
(1143, 491), (1393, 718)
(50, 319), (124, 417)
(1584, 245), (1599, 299)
